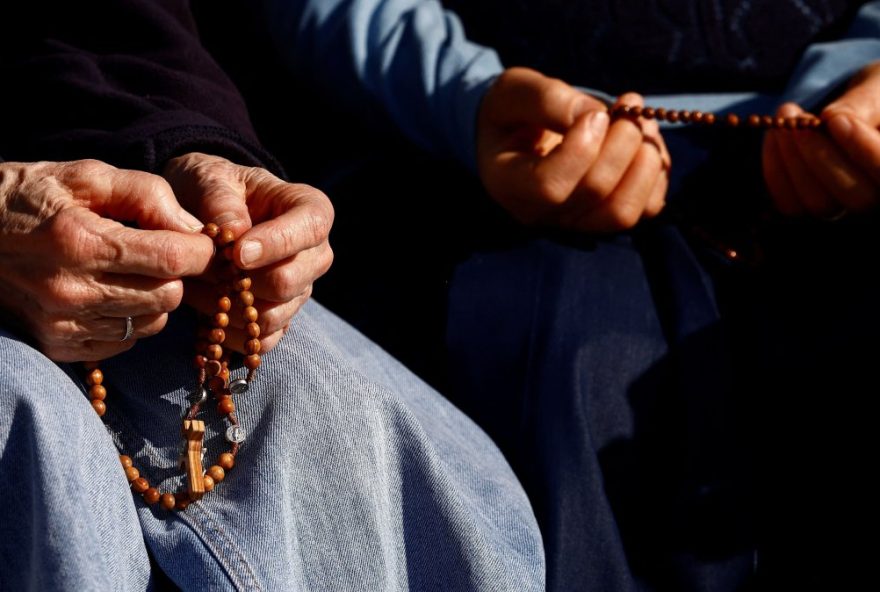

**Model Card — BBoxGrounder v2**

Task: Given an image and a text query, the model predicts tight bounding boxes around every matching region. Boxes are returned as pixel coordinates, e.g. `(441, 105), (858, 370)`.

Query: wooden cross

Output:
(182, 419), (206, 500)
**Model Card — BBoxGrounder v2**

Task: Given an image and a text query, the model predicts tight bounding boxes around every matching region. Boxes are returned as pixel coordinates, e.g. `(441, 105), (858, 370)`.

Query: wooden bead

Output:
(125, 466), (140, 482)
(207, 465), (226, 483)
(204, 223), (219, 238)
(747, 114), (761, 127)
(725, 113), (740, 127)
(206, 344), (223, 360)
(214, 312), (229, 328)
(691, 111), (704, 123)
(193, 354), (207, 369)
(209, 328), (226, 344)
(205, 361), (223, 378)
(87, 369), (103, 385)
(160, 493), (176, 510)
(655, 107), (667, 121)
(217, 397), (235, 415)
(243, 306), (259, 323)
(219, 366), (230, 382)
(207, 375), (226, 394)
(217, 296), (232, 312)
(202, 475), (215, 492)
(235, 277), (252, 292)
(761, 115), (774, 128)
(218, 228), (235, 246)
(120, 455), (133, 469)
(218, 452), (235, 470)
(91, 399), (106, 416)
(246, 323), (261, 339)
(703, 113), (716, 125)
(774, 117), (787, 129)
(143, 487), (161, 505)
(239, 291), (254, 307)
(90, 384), (106, 400)
(245, 339), (261, 355)
(132, 477), (150, 494)
(642, 106), (655, 119)
(666, 110), (679, 123)
(244, 354), (261, 370)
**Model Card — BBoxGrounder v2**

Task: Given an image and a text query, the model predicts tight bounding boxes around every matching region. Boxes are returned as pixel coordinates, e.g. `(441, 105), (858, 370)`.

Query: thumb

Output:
(483, 67), (603, 134)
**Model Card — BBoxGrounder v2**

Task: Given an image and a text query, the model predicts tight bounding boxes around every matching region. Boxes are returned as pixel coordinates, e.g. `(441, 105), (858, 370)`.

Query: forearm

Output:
(262, 0), (503, 169)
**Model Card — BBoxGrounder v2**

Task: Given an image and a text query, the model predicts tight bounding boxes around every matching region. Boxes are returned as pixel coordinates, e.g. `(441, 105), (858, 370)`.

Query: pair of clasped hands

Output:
(2, 63), (879, 362)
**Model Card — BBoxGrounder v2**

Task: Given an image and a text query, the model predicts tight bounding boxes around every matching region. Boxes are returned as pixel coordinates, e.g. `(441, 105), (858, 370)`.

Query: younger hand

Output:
(164, 153), (334, 353)
(477, 67), (670, 232)
(0, 160), (213, 361)
(763, 60), (880, 218)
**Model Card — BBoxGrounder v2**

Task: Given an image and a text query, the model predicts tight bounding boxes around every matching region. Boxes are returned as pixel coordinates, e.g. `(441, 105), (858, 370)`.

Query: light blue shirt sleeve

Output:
(262, 0), (503, 170)
(780, 1), (880, 109)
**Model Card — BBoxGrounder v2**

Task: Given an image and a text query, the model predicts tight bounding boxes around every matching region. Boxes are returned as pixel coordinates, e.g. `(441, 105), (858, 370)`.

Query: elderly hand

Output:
(477, 67), (670, 233)
(763, 60), (880, 218)
(0, 159), (214, 361)
(163, 153), (334, 353)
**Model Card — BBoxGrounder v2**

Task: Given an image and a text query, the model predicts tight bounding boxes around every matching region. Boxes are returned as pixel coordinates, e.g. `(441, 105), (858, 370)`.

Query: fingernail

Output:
(213, 212), (239, 226)
(588, 110), (609, 135)
(826, 113), (853, 140)
(239, 240), (262, 266)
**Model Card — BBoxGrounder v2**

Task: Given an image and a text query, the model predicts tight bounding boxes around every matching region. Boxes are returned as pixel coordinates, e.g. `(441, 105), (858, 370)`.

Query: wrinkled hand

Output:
(477, 67), (670, 232)
(163, 153), (334, 353)
(763, 60), (880, 218)
(0, 160), (213, 361)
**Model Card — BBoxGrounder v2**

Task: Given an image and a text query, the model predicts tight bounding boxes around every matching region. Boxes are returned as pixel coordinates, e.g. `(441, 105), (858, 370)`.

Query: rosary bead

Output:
(217, 296), (232, 312)
(160, 493), (176, 511)
(217, 397), (235, 416)
(90, 384), (107, 401)
(246, 323), (261, 339)
(206, 344), (223, 361)
(655, 107), (667, 121)
(725, 113), (740, 127)
(666, 110), (680, 123)
(207, 375), (226, 394)
(174, 494), (190, 511)
(205, 360), (223, 377)
(747, 114), (761, 128)
(691, 111), (704, 123)
(219, 366), (230, 382)
(244, 354), (261, 370)
(193, 354), (207, 369)
(131, 477), (150, 494)
(774, 117), (787, 129)
(761, 115), (774, 128)
(120, 455), (133, 469)
(218, 228), (235, 246)
(204, 223), (219, 238)
(703, 113), (716, 125)
(243, 306), (259, 323)
(245, 339), (261, 355)
(642, 106), (655, 119)
(218, 452), (235, 470)
(207, 465), (226, 483)
(143, 487), (161, 505)
(235, 277), (252, 292)
(679, 110), (691, 122)
(208, 328), (225, 345)
(87, 369), (103, 386)
(202, 475), (215, 492)
(125, 466), (140, 482)
(239, 291), (255, 307)
(213, 312), (229, 328)
(91, 399), (106, 416)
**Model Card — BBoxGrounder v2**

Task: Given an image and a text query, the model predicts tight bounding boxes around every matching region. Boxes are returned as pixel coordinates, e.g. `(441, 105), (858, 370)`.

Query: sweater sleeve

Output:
(0, 0), (281, 175)
(261, 0), (503, 170)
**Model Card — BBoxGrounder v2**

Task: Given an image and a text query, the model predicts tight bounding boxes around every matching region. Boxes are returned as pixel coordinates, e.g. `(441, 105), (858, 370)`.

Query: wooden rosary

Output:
(608, 103), (823, 130)
(84, 223), (261, 511)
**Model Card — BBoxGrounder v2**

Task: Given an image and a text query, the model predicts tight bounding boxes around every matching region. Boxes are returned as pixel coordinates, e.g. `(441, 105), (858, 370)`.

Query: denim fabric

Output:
(0, 301), (544, 591)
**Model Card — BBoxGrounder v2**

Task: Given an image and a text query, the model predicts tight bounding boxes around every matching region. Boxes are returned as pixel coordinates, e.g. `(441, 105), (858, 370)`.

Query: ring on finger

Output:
(120, 316), (134, 342)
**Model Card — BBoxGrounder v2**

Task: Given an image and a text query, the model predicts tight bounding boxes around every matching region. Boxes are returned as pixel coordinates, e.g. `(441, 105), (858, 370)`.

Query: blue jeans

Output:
(0, 301), (544, 591)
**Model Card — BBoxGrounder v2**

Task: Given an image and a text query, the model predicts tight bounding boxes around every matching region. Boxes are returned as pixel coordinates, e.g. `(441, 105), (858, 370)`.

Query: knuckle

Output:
(581, 169), (618, 199)
(157, 239), (190, 277)
(157, 279), (185, 312)
(605, 201), (643, 230)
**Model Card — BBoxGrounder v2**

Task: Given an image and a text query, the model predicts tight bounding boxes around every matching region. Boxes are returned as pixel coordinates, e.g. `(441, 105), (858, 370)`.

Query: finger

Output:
(824, 113), (880, 189)
(486, 67), (604, 133)
(577, 96), (645, 201)
(644, 164), (669, 218)
(248, 243), (333, 303)
(763, 132), (805, 216)
(35, 271), (185, 317)
(44, 312), (169, 344)
(41, 337), (137, 363)
(823, 62), (880, 127)
(222, 324), (286, 355)
(771, 120), (840, 217)
(60, 209), (214, 277)
(60, 160), (204, 233)
(574, 138), (664, 231)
